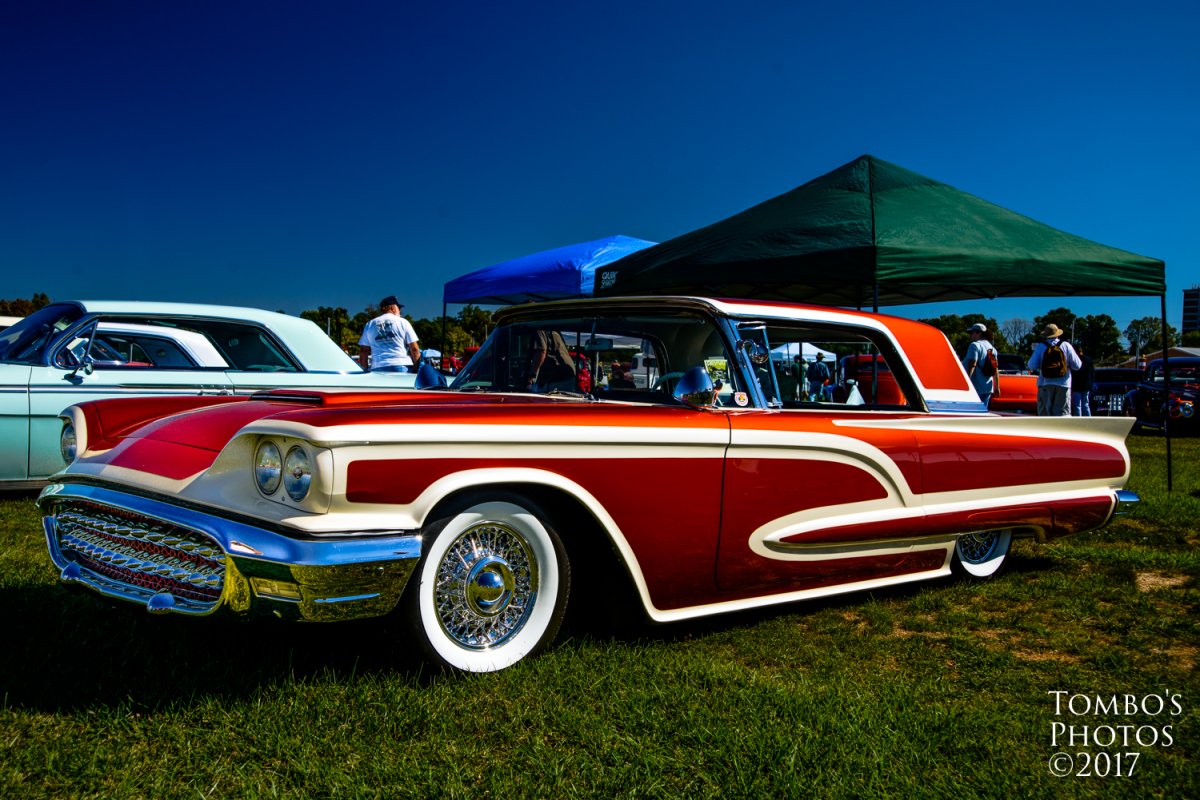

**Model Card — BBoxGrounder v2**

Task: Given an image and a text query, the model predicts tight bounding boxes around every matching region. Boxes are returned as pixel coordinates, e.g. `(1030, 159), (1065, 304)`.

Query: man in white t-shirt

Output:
(358, 295), (421, 372)
(962, 322), (998, 406)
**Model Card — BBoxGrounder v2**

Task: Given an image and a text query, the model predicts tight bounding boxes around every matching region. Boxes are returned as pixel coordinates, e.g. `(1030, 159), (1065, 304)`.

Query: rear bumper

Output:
(1112, 489), (1139, 518)
(38, 482), (421, 622)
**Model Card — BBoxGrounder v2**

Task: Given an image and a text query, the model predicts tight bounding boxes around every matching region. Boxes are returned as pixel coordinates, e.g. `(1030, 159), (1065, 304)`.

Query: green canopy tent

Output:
(595, 155), (1164, 305)
(596, 155), (1174, 485)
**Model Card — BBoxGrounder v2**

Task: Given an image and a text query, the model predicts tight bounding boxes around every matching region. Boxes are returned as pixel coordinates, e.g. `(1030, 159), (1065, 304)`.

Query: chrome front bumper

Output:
(38, 483), (421, 622)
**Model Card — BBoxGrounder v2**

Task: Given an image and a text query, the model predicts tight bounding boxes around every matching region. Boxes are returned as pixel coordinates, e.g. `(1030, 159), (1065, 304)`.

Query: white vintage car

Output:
(1, 301), (415, 489)
(39, 296), (1137, 672)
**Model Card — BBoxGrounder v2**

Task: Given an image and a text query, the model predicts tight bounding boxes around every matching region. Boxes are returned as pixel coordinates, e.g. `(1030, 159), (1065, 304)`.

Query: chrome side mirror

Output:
(414, 361), (448, 390)
(69, 352), (94, 379)
(673, 365), (716, 409)
(738, 339), (770, 365)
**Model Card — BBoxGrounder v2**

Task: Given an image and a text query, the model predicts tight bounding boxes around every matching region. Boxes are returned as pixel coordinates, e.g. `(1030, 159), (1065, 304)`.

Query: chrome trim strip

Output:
(28, 385), (228, 393)
(313, 592), (382, 604)
(925, 400), (990, 413)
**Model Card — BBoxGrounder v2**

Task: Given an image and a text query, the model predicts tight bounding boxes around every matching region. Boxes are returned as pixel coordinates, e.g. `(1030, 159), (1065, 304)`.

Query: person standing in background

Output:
(1070, 343), (1095, 416)
(962, 322), (998, 406)
(1028, 323), (1082, 416)
(806, 353), (829, 401)
(358, 295), (421, 372)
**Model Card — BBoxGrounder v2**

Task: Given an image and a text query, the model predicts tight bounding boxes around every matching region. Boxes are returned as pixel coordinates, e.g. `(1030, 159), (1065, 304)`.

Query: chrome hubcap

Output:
(958, 531), (999, 564)
(464, 557), (514, 616)
(434, 522), (537, 650)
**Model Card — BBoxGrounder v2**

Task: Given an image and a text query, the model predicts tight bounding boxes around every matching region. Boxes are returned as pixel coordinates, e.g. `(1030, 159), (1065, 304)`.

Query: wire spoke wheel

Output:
(433, 521), (537, 650)
(404, 495), (569, 672)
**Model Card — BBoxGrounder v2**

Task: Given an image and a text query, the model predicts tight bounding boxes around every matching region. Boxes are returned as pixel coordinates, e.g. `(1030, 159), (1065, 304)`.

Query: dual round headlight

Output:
(254, 441), (282, 494)
(254, 440), (312, 501)
(283, 446), (312, 501)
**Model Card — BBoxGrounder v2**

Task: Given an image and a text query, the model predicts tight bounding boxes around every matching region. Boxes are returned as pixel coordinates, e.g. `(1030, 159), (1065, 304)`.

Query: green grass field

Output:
(2, 436), (1197, 799)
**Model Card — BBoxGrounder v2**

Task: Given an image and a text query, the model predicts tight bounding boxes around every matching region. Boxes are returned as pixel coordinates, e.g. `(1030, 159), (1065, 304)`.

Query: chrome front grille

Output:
(53, 499), (226, 611)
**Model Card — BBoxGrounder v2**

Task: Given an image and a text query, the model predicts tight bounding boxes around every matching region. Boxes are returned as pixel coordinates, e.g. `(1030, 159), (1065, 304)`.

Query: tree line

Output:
(298, 303), (495, 356)
(0, 293), (51, 317)
(4, 294), (1196, 363)
(919, 307), (1197, 366)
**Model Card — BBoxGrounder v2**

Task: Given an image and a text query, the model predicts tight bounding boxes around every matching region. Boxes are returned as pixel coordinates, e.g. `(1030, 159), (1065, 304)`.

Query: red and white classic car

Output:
(39, 297), (1137, 672)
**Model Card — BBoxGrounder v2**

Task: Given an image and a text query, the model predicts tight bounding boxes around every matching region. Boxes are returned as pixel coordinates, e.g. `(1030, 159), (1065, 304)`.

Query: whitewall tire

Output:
(403, 495), (569, 672)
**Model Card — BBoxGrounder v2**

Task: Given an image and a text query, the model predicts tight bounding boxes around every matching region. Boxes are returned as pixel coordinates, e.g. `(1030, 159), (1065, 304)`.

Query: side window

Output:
(138, 320), (292, 372)
(215, 328), (295, 372)
(94, 333), (197, 367)
(52, 319), (236, 370)
(765, 324), (912, 410)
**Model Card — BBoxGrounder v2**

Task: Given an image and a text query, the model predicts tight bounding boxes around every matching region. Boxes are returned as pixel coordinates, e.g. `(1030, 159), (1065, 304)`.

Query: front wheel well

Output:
(423, 483), (646, 628)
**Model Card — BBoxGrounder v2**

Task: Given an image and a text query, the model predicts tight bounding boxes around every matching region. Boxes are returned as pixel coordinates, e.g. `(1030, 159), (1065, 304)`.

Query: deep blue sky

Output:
(2, 1), (1197, 336)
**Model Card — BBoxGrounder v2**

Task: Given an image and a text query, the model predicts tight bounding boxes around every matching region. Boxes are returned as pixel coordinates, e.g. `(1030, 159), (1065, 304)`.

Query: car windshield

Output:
(1149, 366), (1200, 384)
(451, 309), (739, 403)
(997, 354), (1025, 372)
(0, 303), (83, 365)
(1095, 369), (1142, 383)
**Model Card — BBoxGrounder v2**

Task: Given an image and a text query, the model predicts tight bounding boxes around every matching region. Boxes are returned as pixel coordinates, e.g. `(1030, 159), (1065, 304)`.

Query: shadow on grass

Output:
(0, 584), (435, 713)
(570, 549), (1066, 651)
(3, 550), (1072, 712)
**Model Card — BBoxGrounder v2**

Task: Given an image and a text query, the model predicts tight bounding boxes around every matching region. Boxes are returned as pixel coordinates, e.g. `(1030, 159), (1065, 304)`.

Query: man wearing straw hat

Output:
(1028, 323), (1082, 416)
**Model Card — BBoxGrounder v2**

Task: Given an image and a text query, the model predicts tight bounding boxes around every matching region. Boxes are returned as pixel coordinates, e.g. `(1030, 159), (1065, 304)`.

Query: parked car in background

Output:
(1090, 368), (1143, 416)
(0, 315), (22, 331)
(39, 296), (1136, 672)
(985, 353), (1038, 413)
(997, 353), (1028, 374)
(988, 373), (1038, 414)
(1125, 357), (1200, 433)
(0, 301), (415, 489)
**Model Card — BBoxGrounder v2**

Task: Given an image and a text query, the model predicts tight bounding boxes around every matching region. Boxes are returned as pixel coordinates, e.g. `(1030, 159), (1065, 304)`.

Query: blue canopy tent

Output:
(439, 235), (657, 373)
(444, 235), (657, 306)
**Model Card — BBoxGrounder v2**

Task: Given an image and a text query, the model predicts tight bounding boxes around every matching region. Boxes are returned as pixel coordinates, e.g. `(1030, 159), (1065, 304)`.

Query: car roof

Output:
(1148, 357), (1200, 367)
(67, 300), (360, 373)
(77, 300), (293, 324)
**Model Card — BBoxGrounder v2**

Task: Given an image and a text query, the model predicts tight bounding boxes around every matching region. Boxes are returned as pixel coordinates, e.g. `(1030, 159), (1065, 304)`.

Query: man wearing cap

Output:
(358, 296), (421, 372)
(962, 322), (998, 406)
(806, 352), (829, 402)
(1028, 323), (1082, 416)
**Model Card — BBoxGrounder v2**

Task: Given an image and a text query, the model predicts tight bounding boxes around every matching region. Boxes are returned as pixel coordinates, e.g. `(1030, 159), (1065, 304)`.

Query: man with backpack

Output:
(1028, 323), (1083, 416)
(962, 322), (1000, 406)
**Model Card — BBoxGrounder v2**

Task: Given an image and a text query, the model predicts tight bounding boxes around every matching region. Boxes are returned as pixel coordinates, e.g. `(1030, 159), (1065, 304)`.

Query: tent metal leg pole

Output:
(441, 302), (448, 367)
(1161, 293), (1172, 493)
